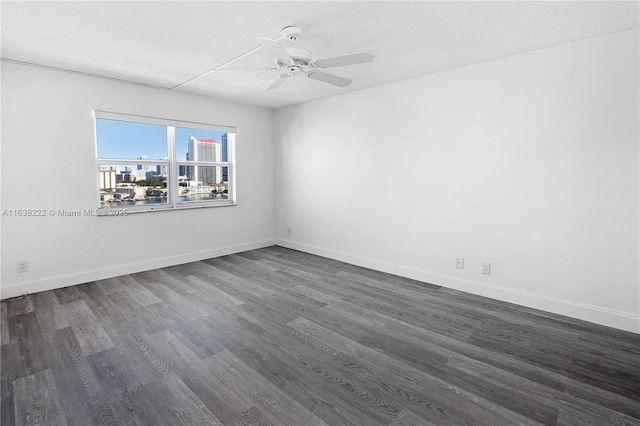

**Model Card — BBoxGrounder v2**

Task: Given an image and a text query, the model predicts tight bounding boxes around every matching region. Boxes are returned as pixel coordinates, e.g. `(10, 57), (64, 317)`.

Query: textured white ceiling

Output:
(2, 1), (638, 109)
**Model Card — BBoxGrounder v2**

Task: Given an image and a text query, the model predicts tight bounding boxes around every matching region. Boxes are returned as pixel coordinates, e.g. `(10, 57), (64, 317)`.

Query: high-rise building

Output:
(178, 164), (188, 179)
(99, 168), (117, 190)
(187, 137), (222, 185)
(221, 133), (228, 182)
(137, 155), (148, 171)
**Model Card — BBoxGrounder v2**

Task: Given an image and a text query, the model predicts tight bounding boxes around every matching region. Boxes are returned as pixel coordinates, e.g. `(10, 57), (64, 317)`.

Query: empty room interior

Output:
(1, 1), (639, 425)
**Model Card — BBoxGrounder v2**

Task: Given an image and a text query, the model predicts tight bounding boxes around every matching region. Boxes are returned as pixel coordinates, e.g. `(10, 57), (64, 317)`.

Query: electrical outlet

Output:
(287, 227), (292, 236)
(17, 261), (29, 273)
(456, 257), (464, 269)
(482, 262), (491, 275)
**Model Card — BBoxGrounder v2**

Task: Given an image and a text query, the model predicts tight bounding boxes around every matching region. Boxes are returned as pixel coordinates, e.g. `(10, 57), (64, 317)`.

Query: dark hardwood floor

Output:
(2, 246), (639, 425)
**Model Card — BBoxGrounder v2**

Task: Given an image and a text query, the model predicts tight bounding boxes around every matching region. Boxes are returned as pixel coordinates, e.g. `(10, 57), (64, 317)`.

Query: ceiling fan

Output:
(258, 26), (374, 91)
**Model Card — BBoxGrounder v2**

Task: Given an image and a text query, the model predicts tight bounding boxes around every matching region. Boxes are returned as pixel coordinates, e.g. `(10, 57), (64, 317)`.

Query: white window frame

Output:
(95, 110), (236, 213)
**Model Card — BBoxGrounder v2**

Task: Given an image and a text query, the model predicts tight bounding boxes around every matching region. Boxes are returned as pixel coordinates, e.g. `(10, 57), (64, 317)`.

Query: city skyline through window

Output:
(95, 112), (235, 212)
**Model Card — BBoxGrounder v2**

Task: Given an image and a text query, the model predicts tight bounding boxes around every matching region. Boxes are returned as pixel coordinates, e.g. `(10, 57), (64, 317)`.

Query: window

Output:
(95, 111), (235, 212)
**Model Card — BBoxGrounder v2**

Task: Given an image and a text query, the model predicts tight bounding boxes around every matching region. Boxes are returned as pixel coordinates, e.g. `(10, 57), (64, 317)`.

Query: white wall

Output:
(274, 29), (640, 333)
(1, 62), (276, 297)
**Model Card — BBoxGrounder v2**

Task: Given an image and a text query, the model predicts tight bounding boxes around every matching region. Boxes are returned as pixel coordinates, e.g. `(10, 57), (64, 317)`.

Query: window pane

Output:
(95, 112), (235, 212)
(179, 166), (229, 202)
(99, 164), (168, 208)
(97, 119), (168, 160)
(175, 127), (229, 163)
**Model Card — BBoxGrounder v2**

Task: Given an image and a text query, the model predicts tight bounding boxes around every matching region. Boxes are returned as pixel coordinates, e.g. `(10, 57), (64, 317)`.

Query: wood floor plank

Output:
(335, 270), (438, 302)
(190, 262), (275, 298)
(240, 405), (275, 426)
(556, 403), (640, 426)
(49, 327), (120, 426)
(6, 294), (35, 318)
(121, 277), (163, 307)
(154, 269), (200, 296)
(146, 329), (261, 424)
(98, 315), (171, 386)
(3, 246), (639, 425)
(53, 286), (83, 304)
(183, 275), (245, 307)
(183, 265), (276, 304)
(87, 346), (153, 425)
(204, 256), (256, 279)
(136, 280), (207, 322)
(206, 349), (329, 426)
(282, 376), (390, 426)
(95, 277), (129, 295)
(389, 408), (437, 426)
(74, 283), (112, 319)
(61, 300), (115, 356)
(191, 306), (301, 388)
(32, 291), (70, 338)
(1, 301), (9, 344)
(2, 343), (19, 425)
(102, 291), (147, 325)
(155, 313), (227, 359)
(133, 269), (197, 297)
(249, 271), (301, 291)
(140, 372), (223, 426)
(13, 369), (68, 426)
(468, 324), (640, 400)
(252, 247), (347, 275)
(9, 313), (49, 378)
(447, 355), (639, 423)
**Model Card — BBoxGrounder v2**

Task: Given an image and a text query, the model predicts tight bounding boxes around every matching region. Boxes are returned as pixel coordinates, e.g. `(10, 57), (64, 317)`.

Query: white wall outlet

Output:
(456, 257), (464, 269)
(17, 261), (29, 273)
(287, 227), (292, 235)
(482, 262), (491, 275)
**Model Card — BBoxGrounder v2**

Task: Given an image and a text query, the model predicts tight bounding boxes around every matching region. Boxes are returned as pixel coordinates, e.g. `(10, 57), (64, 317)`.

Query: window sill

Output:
(97, 201), (237, 215)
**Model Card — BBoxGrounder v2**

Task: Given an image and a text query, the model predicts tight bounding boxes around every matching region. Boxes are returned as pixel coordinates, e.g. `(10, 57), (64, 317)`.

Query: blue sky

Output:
(97, 119), (225, 160)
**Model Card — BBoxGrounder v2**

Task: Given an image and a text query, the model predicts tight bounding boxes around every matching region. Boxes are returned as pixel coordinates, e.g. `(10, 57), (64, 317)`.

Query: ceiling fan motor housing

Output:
(277, 47), (313, 68)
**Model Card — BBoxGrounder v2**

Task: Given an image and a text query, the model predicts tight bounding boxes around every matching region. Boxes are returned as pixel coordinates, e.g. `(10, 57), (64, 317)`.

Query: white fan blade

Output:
(314, 52), (374, 69)
(213, 67), (278, 71)
(266, 74), (290, 91)
(257, 37), (293, 65)
(308, 71), (352, 87)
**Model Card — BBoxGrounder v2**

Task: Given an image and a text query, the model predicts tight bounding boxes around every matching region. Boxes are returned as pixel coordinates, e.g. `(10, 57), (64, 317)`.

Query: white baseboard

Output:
(276, 238), (639, 334)
(0, 238), (276, 300)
